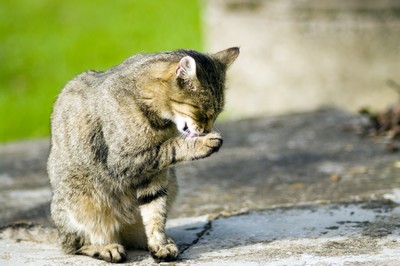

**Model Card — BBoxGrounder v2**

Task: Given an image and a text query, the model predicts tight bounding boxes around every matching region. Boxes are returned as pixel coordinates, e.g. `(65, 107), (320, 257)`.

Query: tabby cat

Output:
(47, 47), (239, 263)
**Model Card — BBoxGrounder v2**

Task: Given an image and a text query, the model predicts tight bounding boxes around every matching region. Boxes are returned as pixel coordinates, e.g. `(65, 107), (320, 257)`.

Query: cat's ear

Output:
(176, 56), (196, 79)
(212, 47), (240, 68)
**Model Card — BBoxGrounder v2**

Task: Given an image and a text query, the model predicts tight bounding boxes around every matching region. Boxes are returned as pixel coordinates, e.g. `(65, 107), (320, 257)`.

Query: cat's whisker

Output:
(179, 131), (187, 139)
(212, 125), (222, 134)
(185, 129), (192, 138)
(178, 129), (191, 139)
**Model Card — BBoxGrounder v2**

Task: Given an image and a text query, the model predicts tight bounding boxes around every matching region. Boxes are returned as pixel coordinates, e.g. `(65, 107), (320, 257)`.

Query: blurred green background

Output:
(0, 0), (202, 142)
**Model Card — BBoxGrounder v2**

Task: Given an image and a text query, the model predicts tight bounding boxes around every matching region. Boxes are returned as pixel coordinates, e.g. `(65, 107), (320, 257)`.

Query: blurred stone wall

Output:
(204, 0), (400, 118)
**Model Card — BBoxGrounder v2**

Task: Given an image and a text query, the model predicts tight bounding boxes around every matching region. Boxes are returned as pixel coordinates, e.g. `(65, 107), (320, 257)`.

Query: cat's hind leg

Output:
(57, 230), (85, 255)
(56, 227), (126, 263)
(56, 218), (127, 263)
(77, 243), (127, 263)
(59, 192), (130, 263)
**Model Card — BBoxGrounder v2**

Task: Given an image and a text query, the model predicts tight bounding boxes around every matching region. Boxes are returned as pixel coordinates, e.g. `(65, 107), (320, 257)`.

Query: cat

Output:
(47, 47), (239, 263)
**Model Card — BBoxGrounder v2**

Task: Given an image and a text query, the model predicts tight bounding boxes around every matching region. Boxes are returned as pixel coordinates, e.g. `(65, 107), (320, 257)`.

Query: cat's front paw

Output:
(192, 132), (223, 160)
(149, 238), (178, 262)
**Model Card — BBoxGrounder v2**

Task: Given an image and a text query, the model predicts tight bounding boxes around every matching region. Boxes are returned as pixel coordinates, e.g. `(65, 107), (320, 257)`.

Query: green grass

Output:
(0, 0), (203, 142)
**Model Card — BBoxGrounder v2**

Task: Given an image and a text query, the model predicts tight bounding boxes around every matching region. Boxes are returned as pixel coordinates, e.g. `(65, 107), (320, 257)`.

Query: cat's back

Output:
(50, 51), (185, 141)
(49, 53), (162, 158)
(51, 70), (100, 129)
(57, 52), (150, 94)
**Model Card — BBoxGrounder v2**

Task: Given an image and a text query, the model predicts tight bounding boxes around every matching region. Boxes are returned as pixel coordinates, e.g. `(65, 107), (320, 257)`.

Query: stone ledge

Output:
(1, 108), (400, 265)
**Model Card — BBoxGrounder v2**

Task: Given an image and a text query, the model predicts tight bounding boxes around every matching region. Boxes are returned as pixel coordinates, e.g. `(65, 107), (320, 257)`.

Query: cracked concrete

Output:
(1, 202), (400, 265)
(179, 202), (400, 265)
(1, 108), (400, 265)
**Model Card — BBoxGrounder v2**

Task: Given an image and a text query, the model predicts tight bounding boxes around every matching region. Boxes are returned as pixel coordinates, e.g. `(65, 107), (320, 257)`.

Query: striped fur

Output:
(47, 48), (239, 263)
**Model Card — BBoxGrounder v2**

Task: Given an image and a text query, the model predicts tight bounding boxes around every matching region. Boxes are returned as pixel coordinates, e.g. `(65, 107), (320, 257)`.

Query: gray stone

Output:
(180, 202), (400, 265)
(172, 108), (400, 218)
(1, 108), (400, 265)
(1, 202), (400, 265)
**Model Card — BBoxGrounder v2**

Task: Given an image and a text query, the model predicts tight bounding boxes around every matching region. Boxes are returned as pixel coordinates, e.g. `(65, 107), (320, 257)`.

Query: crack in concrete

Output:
(179, 220), (212, 255)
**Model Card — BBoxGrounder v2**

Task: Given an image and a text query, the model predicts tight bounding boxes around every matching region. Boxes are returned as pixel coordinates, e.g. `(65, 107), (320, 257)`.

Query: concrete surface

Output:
(179, 202), (400, 265)
(204, 0), (400, 118)
(2, 202), (400, 265)
(1, 108), (400, 265)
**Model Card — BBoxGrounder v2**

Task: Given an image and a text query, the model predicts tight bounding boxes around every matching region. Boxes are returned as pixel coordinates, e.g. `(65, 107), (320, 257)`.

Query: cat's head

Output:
(167, 47), (239, 137)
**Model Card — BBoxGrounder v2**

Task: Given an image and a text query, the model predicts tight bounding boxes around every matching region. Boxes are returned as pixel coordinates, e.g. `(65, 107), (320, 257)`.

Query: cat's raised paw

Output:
(190, 132), (223, 160)
(203, 132), (223, 151)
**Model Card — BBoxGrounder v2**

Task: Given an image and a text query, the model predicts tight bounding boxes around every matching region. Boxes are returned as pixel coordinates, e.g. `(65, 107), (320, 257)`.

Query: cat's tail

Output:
(0, 222), (58, 244)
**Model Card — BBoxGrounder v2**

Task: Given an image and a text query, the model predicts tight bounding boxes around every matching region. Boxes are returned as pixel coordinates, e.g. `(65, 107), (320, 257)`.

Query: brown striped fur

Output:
(47, 48), (239, 263)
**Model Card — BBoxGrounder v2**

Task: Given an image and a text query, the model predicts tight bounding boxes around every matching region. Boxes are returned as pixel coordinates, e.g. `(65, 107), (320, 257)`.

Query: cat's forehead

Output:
(194, 60), (225, 108)
(192, 90), (224, 115)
